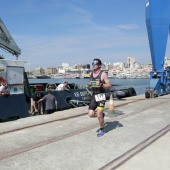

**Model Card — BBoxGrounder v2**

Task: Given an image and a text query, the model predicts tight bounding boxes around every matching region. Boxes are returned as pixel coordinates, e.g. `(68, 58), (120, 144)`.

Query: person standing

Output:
(37, 89), (57, 114)
(86, 58), (112, 137)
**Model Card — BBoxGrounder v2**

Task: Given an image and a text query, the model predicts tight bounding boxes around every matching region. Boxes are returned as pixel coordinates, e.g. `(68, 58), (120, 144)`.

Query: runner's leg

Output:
(88, 95), (97, 118)
(88, 109), (97, 117)
(96, 101), (105, 128)
(97, 109), (104, 128)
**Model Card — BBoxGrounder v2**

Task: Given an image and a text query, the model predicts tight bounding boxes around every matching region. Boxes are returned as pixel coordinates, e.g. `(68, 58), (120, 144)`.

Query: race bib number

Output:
(95, 93), (106, 102)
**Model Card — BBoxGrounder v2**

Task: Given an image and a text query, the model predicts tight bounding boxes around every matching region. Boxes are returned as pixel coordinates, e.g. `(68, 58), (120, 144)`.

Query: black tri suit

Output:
(89, 71), (106, 111)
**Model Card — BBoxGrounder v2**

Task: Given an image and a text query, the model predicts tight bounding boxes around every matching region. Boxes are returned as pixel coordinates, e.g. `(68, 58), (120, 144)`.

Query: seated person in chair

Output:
(0, 82), (10, 96)
(31, 92), (44, 115)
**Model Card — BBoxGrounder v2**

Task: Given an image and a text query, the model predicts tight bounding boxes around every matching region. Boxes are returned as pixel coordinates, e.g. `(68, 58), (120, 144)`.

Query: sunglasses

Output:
(92, 61), (99, 66)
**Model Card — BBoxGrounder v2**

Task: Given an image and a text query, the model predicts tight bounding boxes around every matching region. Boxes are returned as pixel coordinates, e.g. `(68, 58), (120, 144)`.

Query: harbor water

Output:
(28, 78), (150, 95)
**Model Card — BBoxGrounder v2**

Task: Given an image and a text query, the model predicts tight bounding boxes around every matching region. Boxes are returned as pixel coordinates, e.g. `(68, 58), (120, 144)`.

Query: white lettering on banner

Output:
(74, 92), (79, 97)
(82, 96), (91, 100)
(80, 91), (88, 96)
(74, 91), (89, 97)
(95, 93), (106, 102)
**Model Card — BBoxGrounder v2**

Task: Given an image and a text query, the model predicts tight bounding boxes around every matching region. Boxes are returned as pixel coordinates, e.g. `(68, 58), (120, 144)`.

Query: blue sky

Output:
(0, 0), (158, 70)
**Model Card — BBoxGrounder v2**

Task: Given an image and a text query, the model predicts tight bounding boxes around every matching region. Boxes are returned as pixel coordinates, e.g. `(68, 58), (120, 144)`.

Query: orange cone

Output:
(108, 93), (116, 116)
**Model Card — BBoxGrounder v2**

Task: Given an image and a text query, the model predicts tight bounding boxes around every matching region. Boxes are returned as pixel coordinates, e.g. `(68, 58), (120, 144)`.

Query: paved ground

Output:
(0, 94), (170, 170)
(117, 131), (170, 170)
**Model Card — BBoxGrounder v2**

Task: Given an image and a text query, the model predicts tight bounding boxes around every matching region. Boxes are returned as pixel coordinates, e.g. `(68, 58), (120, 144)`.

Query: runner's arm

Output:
(101, 72), (112, 89)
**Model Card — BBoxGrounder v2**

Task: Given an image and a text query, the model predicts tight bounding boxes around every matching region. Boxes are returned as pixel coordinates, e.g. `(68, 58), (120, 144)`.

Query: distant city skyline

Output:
(1, 0), (170, 70)
(26, 56), (152, 72)
(30, 56), (152, 79)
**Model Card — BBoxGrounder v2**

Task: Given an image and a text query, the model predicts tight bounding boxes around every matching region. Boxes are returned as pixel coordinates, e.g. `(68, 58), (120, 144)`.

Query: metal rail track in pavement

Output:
(0, 97), (169, 136)
(99, 124), (170, 170)
(0, 97), (170, 161)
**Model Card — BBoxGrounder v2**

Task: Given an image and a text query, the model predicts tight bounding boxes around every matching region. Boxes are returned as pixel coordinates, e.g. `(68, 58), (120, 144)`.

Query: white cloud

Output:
(116, 24), (140, 30)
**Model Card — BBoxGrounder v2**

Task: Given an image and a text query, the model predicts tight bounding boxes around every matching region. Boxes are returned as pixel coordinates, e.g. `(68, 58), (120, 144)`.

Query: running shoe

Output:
(97, 129), (105, 137)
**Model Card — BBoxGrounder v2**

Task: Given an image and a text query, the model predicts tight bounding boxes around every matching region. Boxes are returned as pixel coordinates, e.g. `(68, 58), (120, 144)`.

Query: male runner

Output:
(86, 58), (112, 137)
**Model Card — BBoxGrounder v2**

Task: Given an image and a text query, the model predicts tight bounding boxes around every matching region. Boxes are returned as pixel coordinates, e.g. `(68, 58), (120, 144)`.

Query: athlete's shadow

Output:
(104, 121), (123, 133)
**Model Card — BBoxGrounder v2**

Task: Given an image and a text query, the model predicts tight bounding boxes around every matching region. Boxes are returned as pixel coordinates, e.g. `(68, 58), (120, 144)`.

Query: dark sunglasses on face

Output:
(92, 61), (99, 66)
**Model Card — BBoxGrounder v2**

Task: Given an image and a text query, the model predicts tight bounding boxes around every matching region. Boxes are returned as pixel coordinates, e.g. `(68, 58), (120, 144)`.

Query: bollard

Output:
(108, 93), (116, 117)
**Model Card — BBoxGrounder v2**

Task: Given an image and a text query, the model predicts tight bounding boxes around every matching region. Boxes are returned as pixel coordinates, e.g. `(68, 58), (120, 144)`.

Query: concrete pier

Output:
(0, 94), (170, 170)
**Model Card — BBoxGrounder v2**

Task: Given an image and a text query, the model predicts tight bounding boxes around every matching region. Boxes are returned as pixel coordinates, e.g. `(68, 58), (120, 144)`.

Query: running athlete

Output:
(86, 58), (112, 137)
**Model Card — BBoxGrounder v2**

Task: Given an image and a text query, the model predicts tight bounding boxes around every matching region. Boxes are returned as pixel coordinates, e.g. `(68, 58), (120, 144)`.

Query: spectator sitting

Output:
(57, 81), (70, 91)
(0, 82), (10, 96)
(31, 92), (44, 115)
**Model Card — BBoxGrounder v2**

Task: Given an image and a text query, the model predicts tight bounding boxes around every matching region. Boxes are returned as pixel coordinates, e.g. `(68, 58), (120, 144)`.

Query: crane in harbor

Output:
(0, 18), (21, 60)
(145, 0), (170, 98)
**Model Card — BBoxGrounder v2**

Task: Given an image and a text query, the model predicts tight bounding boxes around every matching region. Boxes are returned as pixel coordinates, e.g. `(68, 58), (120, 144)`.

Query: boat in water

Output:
(27, 75), (36, 79)
(36, 74), (51, 79)
(29, 82), (137, 110)
(0, 59), (31, 119)
(51, 74), (63, 79)
(0, 18), (31, 120)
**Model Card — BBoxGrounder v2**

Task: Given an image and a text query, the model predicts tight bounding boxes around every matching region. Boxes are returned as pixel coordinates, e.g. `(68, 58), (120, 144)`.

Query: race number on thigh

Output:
(95, 93), (106, 102)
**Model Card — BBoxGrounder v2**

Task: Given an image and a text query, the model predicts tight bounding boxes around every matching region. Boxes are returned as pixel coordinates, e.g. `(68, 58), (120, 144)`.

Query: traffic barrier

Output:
(108, 93), (116, 117)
